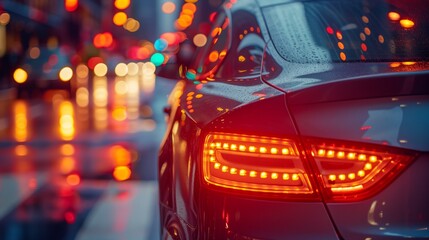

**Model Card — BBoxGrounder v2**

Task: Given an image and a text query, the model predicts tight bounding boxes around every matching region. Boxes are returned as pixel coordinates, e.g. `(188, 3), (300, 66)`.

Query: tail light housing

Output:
(203, 133), (316, 199)
(309, 139), (415, 202)
(202, 133), (416, 202)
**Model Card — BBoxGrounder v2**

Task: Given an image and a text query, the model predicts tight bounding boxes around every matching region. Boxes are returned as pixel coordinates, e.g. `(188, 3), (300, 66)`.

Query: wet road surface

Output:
(0, 76), (175, 240)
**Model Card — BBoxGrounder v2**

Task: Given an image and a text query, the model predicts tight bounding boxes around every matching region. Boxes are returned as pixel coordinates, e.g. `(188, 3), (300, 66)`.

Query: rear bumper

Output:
(196, 189), (339, 240)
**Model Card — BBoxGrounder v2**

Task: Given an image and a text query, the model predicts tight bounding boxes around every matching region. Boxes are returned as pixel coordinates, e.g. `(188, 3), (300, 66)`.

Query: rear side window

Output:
(263, 0), (429, 63)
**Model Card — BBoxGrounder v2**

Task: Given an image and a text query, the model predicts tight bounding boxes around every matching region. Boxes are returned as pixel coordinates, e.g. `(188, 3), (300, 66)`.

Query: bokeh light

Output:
(13, 68), (28, 84)
(162, 2), (176, 14)
(209, 50), (219, 62)
(110, 145), (132, 166)
(76, 87), (89, 107)
(76, 64), (89, 78)
(127, 62), (139, 76)
(124, 18), (140, 32)
(113, 166), (132, 181)
(142, 62), (156, 75)
(88, 57), (104, 70)
(113, 12), (128, 26)
(60, 157), (76, 174)
(93, 32), (113, 48)
(115, 63), (128, 76)
(66, 174), (80, 186)
(94, 63), (108, 77)
(388, 12), (401, 21)
(193, 34), (207, 47)
(151, 53), (165, 66)
(115, 80), (128, 95)
(59, 101), (75, 141)
(154, 38), (168, 51)
(114, 0), (130, 10)
(400, 19), (415, 28)
(0, 12), (11, 25)
(65, 0), (78, 12)
(59, 67), (73, 82)
(29, 47), (41, 59)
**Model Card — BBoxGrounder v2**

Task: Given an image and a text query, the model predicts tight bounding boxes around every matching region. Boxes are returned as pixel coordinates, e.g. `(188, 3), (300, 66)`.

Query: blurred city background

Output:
(0, 0), (224, 239)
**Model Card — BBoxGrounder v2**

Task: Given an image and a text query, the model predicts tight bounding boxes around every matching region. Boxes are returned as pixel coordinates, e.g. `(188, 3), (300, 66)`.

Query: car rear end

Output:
(198, 70), (429, 239)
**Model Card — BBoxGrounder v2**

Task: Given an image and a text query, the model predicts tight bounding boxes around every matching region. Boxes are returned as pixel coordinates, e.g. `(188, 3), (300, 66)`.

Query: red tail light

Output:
(202, 133), (416, 202)
(308, 139), (416, 202)
(203, 133), (315, 198)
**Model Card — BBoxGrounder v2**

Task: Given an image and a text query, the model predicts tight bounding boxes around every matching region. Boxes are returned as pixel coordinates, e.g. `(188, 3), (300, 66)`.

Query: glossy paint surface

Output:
(158, 0), (429, 239)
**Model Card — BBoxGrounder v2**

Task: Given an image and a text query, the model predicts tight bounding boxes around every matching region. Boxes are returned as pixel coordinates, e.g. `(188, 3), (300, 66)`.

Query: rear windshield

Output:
(262, 0), (429, 63)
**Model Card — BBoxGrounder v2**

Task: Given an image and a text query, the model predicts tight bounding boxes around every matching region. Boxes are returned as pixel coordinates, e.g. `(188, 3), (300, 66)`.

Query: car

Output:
(158, 0), (429, 239)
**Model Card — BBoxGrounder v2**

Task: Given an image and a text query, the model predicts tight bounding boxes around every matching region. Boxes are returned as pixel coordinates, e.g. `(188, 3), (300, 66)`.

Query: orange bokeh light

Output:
(400, 19), (415, 28)
(65, 0), (78, 12)
(113, 166), (132, 181)
(388, 12), (401, 21)
(114, 0), (130, 10)
(66, 174), (80, 186)
(209, 51), (219, 63)
(113, 12), (127, 26)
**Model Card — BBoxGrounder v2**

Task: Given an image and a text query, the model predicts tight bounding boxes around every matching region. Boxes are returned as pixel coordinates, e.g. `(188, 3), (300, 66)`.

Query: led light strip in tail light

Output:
(203, 133), (314, 194)
(309, 140), (415, 201)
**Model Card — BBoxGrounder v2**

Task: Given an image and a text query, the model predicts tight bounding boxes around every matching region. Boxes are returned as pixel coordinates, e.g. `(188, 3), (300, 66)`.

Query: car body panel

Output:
(159, 0), (429, 239)
(199, 190), (339, 240)
(327, 154), (429, 239)
(290, 95), (429, 151)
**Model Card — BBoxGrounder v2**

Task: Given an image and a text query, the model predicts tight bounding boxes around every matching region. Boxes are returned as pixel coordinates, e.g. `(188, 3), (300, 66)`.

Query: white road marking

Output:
(76, 180), (159, 240)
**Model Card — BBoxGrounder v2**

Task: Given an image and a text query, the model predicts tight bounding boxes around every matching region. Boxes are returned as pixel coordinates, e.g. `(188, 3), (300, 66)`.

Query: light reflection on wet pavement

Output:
(0, 76), (175, 239)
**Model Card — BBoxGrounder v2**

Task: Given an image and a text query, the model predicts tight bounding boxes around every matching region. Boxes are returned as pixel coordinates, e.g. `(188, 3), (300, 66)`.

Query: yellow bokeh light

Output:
(13, 68), (28, 84)
(113, 12), (128, 26)
(112, 106), (128, 121)
(114, 80), (128, 95)
(94, 63), (108, 77)
(127, 62), (139, 76)
(59, 101), (75, 140)
(142, 62), (156, 75)
(13, 101), (29, 142)
(400, 19), (415, 29)
(114, 0), (130, 10)
(76, 87), (89, 107)
(59, 67), (73, 82)
(115, 63), (128, 77)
